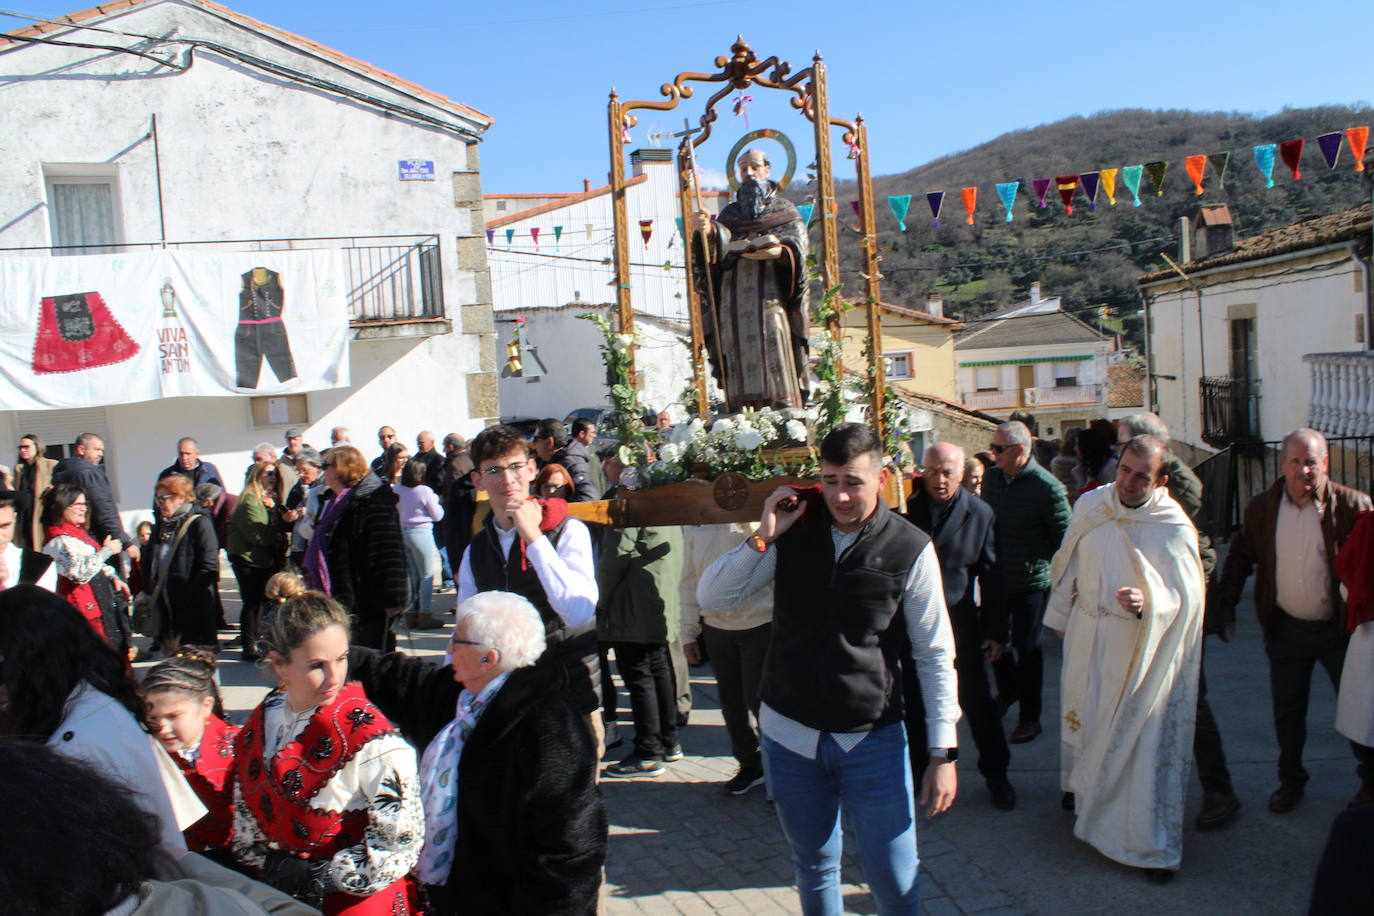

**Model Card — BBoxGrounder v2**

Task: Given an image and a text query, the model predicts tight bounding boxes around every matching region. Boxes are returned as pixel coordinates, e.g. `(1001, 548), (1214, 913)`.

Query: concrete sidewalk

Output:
(190, 569), (1347, 915)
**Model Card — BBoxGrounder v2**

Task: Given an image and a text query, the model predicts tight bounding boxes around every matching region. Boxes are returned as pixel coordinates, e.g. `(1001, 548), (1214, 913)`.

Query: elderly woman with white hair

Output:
(348, 590), (608, 915)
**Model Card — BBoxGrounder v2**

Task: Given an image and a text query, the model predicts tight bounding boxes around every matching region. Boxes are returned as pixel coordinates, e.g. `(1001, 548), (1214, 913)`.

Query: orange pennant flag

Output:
(1349, 127), (1370, 171)
(1185, 155), (1207, 195)
(961, 186), (977, 225)
(1100, 168), (1119, 206)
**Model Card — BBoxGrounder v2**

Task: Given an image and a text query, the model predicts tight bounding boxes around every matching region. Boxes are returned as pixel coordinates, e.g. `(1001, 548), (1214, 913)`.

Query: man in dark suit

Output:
(904, 441), (1015, 810)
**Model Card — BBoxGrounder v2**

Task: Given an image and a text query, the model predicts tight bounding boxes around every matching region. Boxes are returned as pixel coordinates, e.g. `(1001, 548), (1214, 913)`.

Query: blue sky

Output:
(5, 0), (1372, 192)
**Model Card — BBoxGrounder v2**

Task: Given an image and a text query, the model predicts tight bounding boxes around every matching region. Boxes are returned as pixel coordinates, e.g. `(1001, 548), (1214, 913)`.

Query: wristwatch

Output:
(928, 747), (959, 763)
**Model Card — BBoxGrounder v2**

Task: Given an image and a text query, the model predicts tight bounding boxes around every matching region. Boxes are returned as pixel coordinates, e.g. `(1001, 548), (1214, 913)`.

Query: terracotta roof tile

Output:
(1, 0), (492, 127)
(1106, 363), (1146, 408)
(1139, 201), (1372, 284)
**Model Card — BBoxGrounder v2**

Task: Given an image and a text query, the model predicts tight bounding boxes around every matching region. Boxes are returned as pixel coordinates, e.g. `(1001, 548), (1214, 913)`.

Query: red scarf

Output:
(45, 522), (106, 639)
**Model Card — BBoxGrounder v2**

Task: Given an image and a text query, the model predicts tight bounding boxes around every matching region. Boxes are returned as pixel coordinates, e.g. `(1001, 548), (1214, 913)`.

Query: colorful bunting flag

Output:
(1253, 144), (1277, 188)
(1317, 132), (1344, 169)
(1348, 127), (1369, 171)
(1207, 152), (1230, 189)
(530, 227), (540, 249)
(1055, 175), (1078, 214)
(505, 228), (515, 244)
(1185, 155), (1207, 195)
(1100, 168), (1119, 206)
(1121, 165), (1144, 207)
(673, 218), (683, 239)
(1280, 139), (1305, 180)
(888, 194), (912, 231)
(1079, 172), (1101, 211)
(553, 225), (563, 244)
(995, 182), (1019, 222)
(850, 200), (862, 231)
(486, 229), (494, 245)
(926, 191), (945, 227)
(1032, 178), (1052, 208)
(1144, 161), (1168, 196)
(961, 187), (977, 225)
(639, 219), (653, 248)
(797, 203), (815, 226)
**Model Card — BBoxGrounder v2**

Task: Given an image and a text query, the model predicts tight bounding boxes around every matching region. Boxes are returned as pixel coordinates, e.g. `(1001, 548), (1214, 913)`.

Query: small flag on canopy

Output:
(639, 219), (653, 248)
(995, 182), (1019, 222)
(553, 225), (563, 244)
(926, 191), (946, 227)
(1208, 152), (1230, 189)
(888, 194), (912, 231)
(1121, 165), (1144, 207)
(1185, 155), (1207, 195)
(1033, 178), (1052, 208)
(1144, 161), (1168, 196)
(1055, 175), (1078, 214)
(1279, 139), (1305, 180)
(530, 227), (540, 249)
(486, 229), (494, 245)
(1100, 168), (1120, 206)
(1253, 144), (1277, 188)
(1079, 171), (1101, 211)
(961, 187), (977, 225)
(505, 228), (515, 244)
(797, 203), (815, 226)
(1347, 127), (1369, 171)
(1317, 132), (1344, 169)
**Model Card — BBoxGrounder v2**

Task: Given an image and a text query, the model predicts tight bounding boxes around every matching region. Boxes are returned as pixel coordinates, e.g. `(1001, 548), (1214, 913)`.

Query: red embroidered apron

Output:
(32, 291), (139, 374)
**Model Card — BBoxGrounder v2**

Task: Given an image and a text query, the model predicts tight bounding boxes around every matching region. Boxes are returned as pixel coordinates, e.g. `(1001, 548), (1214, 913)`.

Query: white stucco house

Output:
(1138, 201), (1373, 465)
(486, 148), (725, 423)
(0, 0), (496, 531)
(954, 283), (1115, 437)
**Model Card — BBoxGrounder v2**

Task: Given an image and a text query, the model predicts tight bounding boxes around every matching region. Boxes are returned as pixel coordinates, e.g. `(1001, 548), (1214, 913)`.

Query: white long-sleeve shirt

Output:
(457, 517), (597, 628)
(697, 528), (960, 754)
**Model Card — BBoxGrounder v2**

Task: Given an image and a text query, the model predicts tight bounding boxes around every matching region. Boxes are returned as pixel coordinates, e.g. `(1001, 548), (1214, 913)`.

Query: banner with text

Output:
(0, 249), (350, 410)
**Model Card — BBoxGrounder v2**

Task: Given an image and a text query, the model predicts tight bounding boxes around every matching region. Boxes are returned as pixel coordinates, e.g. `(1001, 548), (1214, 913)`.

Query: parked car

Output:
(499, 415), (541, 438)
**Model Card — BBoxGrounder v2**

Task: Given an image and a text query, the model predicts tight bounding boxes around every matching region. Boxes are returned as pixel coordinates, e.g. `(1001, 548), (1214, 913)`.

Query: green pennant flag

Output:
(1207, 152), (1229, 190)
(553, 225), (563, 243)
(1144, 161), (1169, 196)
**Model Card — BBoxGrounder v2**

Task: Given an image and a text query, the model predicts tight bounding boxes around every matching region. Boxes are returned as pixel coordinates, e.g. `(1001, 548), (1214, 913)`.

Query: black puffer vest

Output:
(761, 501), (929, 733)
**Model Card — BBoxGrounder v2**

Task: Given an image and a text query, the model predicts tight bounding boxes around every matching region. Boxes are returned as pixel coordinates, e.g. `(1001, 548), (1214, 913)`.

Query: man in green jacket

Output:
(982, 420), (1071, 744)
(597, 524), (685, 778)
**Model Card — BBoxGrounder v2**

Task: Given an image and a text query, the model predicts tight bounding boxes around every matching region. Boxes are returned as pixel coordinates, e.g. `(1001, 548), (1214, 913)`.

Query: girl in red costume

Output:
(143, 647), (240, 855)
(230, 573), (422, 914)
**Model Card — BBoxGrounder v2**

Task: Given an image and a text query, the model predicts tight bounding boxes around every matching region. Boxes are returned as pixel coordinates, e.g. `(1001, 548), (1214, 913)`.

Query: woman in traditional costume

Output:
(40, 481), (133, 656)
(143, 648), (239, 856)
(230, 573), (423, 914)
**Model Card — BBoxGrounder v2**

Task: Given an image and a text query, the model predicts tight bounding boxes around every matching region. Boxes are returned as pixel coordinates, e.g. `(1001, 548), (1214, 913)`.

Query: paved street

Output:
(193, 553), (1350, 915)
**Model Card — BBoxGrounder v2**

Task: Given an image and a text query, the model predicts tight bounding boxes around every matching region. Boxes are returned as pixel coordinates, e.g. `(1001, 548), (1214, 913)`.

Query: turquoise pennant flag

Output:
(674, 217), (683, 239)
(1121, 165), (1144, 207)
(995, 182), (1019, 222)
(797, 203), (814, 227)
(1253, 144), (1277, 188)
(888, 194), (912, 231)
(505, 228), (515, 244)
(553, 225), (563, 244)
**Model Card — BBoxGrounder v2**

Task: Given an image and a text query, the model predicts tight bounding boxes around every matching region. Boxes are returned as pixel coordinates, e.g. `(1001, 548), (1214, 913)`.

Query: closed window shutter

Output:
(14, 407), (110, 460)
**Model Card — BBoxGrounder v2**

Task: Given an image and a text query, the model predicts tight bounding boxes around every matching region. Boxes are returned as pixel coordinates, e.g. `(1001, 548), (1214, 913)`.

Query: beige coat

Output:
(14, 455), (55, 548)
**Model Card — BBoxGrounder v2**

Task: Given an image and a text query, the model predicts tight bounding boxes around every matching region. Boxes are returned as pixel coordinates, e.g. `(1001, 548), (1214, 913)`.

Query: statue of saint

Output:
(692, 149), (809, 412)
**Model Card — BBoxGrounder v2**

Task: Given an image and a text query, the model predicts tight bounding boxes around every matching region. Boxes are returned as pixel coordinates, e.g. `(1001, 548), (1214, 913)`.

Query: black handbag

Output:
(131, 514), (197, 635)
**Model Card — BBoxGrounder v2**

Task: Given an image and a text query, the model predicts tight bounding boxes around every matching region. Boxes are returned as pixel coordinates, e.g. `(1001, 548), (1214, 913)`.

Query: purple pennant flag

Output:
(1033, 178), (1052, 208)
(1317, 132), (1344, 169)
(1079, 171), (1101, 211)
(485, 229), (494, 245)
(850, 200), (862, 230)
(926, 191), (945, 227)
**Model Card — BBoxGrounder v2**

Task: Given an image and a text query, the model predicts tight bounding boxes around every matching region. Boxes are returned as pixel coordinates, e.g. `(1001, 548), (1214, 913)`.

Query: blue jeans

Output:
(763, 723), (920, 915)
(401, 526), (435, 615)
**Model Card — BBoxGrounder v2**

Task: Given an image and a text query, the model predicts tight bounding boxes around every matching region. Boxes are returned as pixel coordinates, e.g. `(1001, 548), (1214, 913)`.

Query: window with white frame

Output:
(1053, 362), (1080, 388)
(885, 351), (913, 380)
(45, 168), (122, 255)
(974, 366), (999, 392)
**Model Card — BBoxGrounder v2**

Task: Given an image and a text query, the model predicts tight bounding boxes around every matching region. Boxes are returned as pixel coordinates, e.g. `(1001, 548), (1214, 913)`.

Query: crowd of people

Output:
(0, 407), (1371, 914)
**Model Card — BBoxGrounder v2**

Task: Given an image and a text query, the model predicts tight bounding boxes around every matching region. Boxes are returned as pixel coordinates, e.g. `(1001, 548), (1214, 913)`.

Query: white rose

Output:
(712, 417), (735, 433)
(785, 419), (807, 441)
(734, 428), (763, 451)
(658, 442), (682, 464)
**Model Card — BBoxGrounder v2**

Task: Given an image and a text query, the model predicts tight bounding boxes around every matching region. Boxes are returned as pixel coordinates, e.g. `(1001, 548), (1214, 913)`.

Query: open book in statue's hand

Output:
(726, 233), (781, 254)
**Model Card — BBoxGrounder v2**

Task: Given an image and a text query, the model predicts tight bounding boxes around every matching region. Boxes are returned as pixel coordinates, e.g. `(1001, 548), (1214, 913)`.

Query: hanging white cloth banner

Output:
(0, 249), (350, 409)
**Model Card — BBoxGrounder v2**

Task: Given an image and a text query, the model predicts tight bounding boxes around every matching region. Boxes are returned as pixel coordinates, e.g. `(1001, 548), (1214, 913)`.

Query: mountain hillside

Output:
(821, 105), (1374, 348)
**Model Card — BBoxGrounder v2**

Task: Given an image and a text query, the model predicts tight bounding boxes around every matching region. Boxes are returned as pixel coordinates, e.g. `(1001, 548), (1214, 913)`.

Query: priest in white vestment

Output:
(1045, 435), (1206, 879)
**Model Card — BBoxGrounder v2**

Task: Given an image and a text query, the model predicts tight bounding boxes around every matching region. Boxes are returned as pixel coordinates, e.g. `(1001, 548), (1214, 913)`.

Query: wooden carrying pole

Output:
(607, 91), (638, 389)
(853, 116), (885, 441)
(809, 53), (843, 373)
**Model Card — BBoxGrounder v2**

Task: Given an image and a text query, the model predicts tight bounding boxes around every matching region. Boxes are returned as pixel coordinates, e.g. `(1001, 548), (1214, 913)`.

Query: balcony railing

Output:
(0, 234), (445, 325)
(1199, 376), (1262, 447)
(960, 384), (1103, 411)
(1304, 352), (1374, 437)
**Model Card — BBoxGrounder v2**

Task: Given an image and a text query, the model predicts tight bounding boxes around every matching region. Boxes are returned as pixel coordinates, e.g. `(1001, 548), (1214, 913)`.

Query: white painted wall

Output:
(1146, 248), (1366, 454)
(0, 0), (493, 530)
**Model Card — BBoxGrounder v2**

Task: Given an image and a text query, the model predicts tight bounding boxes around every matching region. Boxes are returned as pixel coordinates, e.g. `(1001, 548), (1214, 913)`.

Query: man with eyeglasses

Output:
(981, 420), (1071, 745)
(455, 425), (602, 742)
(904, 442), (1014, 810)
